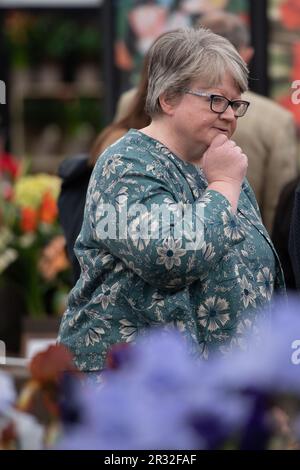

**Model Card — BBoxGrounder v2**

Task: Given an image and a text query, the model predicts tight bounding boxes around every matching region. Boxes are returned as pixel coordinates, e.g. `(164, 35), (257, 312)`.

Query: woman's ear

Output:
(158, 93), (177, 116)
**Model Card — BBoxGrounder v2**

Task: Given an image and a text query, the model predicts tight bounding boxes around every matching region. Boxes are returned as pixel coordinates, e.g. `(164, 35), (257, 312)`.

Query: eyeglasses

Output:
(184, 89), (250, 117)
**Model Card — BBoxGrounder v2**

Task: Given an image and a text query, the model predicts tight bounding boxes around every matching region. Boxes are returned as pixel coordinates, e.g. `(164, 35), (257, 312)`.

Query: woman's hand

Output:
(203, 134), (248, 213)
(203, 134), (248, 185)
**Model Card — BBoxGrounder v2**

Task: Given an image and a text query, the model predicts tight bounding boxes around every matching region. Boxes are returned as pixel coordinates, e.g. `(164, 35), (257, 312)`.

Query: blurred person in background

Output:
(197, 11), (299, 235)
(58, 27), (284, 373)
(57, 58), (150, 284)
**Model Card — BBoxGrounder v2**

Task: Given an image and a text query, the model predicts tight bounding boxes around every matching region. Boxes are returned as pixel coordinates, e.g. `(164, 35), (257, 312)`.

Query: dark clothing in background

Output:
(289, 180), (300, 291)
(272, 177), (300, 290)
(58, 155), (92, 285)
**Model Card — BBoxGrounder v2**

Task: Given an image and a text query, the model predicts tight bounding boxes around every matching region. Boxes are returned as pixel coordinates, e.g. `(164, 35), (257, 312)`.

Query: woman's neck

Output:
(140, 121), (205, 166)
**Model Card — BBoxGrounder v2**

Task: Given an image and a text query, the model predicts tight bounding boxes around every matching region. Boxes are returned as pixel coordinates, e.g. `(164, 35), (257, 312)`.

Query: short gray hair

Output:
(145, 27), (248, 118)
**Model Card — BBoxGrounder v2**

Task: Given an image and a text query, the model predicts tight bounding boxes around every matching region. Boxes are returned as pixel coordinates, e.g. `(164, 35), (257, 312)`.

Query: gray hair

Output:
(198, 11), (250, 50)
(145, 27), (248, 118)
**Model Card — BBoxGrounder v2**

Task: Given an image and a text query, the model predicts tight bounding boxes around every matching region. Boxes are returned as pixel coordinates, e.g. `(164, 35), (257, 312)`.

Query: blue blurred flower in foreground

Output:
(56, 330), (250, 450)
(0, 371), (44, 449)
(0, 371), (16, 414)
(207, 296), (300, 395)
(56, 297), (300, 450)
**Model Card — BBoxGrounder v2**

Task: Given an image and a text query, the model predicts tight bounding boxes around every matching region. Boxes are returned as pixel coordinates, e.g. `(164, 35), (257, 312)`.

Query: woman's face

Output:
(168, 71), (242, 157)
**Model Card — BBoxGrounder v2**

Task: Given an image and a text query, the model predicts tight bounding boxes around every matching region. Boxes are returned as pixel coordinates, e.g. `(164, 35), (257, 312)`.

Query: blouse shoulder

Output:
(99, 128), (128, 154)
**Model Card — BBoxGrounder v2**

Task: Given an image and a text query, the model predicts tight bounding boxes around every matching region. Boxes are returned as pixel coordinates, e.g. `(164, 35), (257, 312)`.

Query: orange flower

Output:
(39, 191), (58, 224)
(280, 0), (300, 30)
(291, 42), (300, 81)
(20, 206), (38, 232)
(38, 235), (70, 281)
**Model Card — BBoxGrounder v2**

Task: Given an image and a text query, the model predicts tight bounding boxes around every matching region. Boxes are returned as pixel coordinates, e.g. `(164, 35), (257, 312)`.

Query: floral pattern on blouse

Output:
(58, 129), (285, 371)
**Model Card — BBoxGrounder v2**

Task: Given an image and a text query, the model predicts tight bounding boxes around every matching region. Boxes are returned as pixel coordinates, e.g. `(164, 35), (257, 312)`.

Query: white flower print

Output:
(85, 327), (105, 347)
(201, 241), (216, 261)
(197, 193), (212, 208)
(119, 319), (138, 342)
(156, 237), (186, 270)
(147, 291), (165, 310)
(239, 275), (256, 308)
(124, 260), (142, 276)
(257, 267), (274, 301)
(78, 258), (91, 284)
(197, 296), (230, 332)
(86, 310), (112, 328)
(102, 155), (123, 179)
(94, 282), (120, 310)
(233, 318), (253, 350)
(221, 211), (244, 241)
(68, 309), (82, 328)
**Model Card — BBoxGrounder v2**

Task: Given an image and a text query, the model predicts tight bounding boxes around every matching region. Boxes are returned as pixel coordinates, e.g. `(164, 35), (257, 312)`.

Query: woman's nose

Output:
(220, 105), (236, 121)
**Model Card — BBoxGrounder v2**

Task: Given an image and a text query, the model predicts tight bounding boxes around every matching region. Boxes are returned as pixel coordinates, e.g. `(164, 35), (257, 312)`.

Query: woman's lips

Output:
(214, 127), (229, 134)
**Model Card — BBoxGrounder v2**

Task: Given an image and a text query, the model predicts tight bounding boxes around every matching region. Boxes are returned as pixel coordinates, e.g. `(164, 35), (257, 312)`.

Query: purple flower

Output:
(56, 329), (249, 449)
(56, 298), (300, 450)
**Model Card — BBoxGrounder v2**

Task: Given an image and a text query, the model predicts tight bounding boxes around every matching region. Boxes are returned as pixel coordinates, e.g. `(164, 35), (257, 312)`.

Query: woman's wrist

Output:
(207, 180), (242, 213)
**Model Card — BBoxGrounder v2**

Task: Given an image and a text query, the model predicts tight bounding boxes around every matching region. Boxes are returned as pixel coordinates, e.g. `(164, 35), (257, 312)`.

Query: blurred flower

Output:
(0, 372), (16, 414)
(0, 171), (70, 316)
(14, 173), (60, 209)
(0, 151), (20, 181)
(55, 298), (300, 450)
(280, 0), (300, 30)
(39, 191), (58, 224)
(56, 330), (251, 450)
(0, 371), (44, 450)
(29, 344), (78, 385)
(38, 235), (69, 282)
(17, 344), (80, 447)
(20, 206), (38, 233)
(1, 298), (300, 450)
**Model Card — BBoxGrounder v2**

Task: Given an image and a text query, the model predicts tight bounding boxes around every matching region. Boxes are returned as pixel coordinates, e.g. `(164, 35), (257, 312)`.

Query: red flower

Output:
(280, 0), (300, 30)
(0, 152), (20, 180)
(29, 344), (78, 385)
(18, 345), (80, 418)
(20, 206), (38, 232)
(39, 191), (58, 224)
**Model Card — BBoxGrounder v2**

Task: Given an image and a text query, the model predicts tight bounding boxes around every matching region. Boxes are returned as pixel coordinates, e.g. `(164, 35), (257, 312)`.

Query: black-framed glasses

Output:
(184, 89), (250, 117)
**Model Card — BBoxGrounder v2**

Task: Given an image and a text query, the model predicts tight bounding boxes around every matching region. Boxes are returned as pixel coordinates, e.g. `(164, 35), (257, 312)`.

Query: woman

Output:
(58, 28), (285, 371)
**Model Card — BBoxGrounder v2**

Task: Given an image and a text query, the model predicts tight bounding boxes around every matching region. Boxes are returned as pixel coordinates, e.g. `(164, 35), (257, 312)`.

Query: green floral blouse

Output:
(58, 129), (285, 371)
